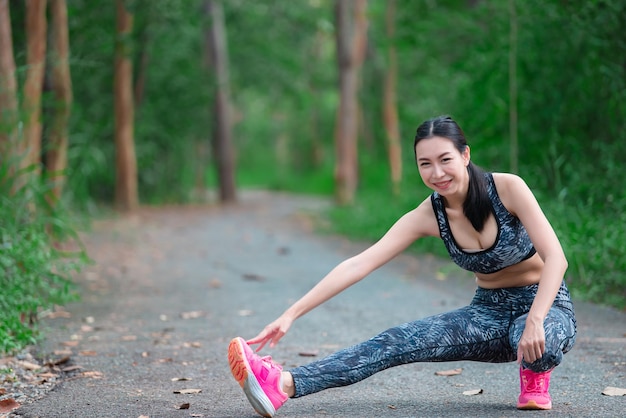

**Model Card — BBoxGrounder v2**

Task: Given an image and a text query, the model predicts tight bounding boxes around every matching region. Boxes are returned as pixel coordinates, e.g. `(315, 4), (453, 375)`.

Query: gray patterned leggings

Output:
(290, 282), (576, 397)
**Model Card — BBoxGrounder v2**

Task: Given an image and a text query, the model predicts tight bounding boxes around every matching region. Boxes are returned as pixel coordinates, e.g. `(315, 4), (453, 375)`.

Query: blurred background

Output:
(1, 0), (624, 353)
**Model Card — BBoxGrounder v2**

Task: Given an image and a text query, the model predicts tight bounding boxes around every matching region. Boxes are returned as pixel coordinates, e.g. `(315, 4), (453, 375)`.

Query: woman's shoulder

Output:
(490, 172), (533, 213)
(491, 172), (528, 190)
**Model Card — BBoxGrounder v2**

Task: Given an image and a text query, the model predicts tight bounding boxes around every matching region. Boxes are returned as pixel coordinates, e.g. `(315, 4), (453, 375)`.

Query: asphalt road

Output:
(12, 192), (626, 418)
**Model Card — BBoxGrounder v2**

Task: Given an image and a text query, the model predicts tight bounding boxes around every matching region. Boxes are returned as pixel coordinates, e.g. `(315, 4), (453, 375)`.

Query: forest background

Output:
(1, 0), (625, 355)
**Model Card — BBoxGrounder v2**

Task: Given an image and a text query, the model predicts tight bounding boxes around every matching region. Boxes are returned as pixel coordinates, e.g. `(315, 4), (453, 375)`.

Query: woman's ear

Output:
(463, 146), (471, 166)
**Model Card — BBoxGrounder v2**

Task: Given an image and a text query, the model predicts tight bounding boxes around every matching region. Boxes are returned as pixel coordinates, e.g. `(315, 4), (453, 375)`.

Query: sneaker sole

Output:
(517, 400), (552, 410)
(228, 338), (276, 417)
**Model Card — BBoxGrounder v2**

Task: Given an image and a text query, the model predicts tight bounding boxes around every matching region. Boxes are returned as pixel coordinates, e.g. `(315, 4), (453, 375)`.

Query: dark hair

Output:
(413, 115), (491, 232)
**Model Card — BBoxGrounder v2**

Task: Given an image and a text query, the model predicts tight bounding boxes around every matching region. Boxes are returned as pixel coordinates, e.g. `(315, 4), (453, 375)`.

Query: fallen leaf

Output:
(60, 365), (82, 373)
(121, 335), (137, 341)
(298, 351), (318, 357)
(83, 371), (104, 379)
(37, 372), (57, 379)
(175, 403), (190, 410)
(435, 368), (463, 376)
(183, 342), (202, 348)
(463, 389), (483, 396)
(171, 377), (192, 382)
(180, 311), (205, 320)
(602, 386), (626, 396)
(387, 404), (397, 410)
(61, 341), (79, 347)
(242, 273), (265, 282)
(190, 414), (204, 417)
(46, 356), (70, 366)
(173, 388), (202, 394)
(79, 350), (98, 356)
(45, 310), (71, 319)
(18, 360), (42, 371)
(0, 388), (5, 395)
(0, 398), (20, 413)
(157, 358), (173, 363)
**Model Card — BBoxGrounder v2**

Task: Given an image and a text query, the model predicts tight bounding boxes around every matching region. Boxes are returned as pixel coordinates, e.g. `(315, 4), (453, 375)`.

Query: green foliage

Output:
(0, 161), (88, 355)
(7, 0), (623, 309)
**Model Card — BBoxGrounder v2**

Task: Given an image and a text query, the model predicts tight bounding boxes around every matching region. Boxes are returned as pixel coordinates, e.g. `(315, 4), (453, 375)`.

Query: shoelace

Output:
(522, 373), (547, 393)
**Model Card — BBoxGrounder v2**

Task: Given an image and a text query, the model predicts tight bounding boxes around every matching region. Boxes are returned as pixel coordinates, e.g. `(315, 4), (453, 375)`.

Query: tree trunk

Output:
(0, 0), (19, 164)
(204, 0), (236, 203)
(508, 0), (518, 174)
(45, 0), (72, 206)
(114, 0), (138, 211)
(383, 0), (401, 196)
(22, 0), (47, 174)
(334, 0), (367, 205)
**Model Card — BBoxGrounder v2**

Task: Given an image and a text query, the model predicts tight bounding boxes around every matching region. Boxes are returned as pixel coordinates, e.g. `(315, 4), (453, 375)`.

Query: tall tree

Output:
(45, 0), (72, 205)
(22, 0), (47, 174)
(114, 0), (138, 211)
(0, 0), (19, 164)
(334, 0), (367, 205)
(508, 0), (518, 174)
(383, 0), (401, 196)
(204, 0), (236, 203)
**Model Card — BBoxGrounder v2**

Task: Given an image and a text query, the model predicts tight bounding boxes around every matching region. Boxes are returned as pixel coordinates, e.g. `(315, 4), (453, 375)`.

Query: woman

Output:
(227, 115), (577, 417)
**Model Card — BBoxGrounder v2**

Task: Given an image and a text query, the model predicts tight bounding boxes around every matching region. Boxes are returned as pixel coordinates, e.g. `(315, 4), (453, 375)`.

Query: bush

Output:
(0, 162), (88, 355)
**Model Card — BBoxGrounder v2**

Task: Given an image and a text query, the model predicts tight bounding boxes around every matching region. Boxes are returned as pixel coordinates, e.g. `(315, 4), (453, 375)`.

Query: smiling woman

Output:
(227, 115), (577, 417)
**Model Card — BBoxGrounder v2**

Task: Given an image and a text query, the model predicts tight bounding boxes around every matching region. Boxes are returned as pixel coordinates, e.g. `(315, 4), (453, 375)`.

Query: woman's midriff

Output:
(474, 252), (544, 289)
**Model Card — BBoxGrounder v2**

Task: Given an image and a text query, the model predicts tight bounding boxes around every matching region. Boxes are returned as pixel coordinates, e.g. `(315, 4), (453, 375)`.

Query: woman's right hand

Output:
(246, 314), (294, 352)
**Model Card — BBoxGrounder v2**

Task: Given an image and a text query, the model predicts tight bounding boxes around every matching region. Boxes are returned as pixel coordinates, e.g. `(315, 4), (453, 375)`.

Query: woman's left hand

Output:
(517, 318), (545, 364)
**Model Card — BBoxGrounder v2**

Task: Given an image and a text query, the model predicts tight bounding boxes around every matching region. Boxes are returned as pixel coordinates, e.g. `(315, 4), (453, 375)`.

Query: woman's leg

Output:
(290, 303), (515, 397)
(509, 302), (576, 410)
(509, 304), (577, 372)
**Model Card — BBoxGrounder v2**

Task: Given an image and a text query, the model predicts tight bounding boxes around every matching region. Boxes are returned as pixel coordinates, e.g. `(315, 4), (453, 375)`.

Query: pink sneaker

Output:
(517, 366), (552, 410)
(228, 337), (288, 417)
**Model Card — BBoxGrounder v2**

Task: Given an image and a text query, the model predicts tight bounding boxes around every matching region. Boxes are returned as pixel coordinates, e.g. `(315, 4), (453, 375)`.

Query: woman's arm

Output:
(496, 173), (568, 363)
(247, 198), (438, 350)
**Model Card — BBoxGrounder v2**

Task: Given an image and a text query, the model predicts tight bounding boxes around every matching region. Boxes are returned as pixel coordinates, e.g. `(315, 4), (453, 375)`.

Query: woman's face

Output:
(415, 136), (470, 196)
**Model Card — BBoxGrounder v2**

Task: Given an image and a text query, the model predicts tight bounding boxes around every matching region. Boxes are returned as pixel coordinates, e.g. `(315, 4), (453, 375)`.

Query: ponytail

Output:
(463, 162), (490, 232)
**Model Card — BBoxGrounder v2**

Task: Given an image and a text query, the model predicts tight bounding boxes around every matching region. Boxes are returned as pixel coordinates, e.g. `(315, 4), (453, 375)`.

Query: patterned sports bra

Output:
(430, 172), (536, 274)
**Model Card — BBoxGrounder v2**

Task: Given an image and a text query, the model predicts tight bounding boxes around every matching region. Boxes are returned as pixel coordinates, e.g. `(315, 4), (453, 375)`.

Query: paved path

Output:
(12, 192), (626, 417)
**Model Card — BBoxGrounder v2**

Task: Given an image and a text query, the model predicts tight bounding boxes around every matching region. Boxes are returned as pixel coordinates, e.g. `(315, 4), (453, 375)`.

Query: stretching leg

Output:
(290, 304), (516, 397)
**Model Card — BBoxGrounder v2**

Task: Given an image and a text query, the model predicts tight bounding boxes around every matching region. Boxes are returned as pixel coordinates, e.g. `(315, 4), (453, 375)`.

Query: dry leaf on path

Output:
(298, 351), (319, 357)
(175, 402), (190, 410)
(173, 388), (202, 394)
(171, 377), (192, 382)
(463, 389), (483, 396)
(242, 273), (265, 282)
(83, 371), (104, 379)
(60, 365), (82, 373)
(17, 360), (41, 371)
(0, 398), (20, 413)
(435, 368), (463, 376)
(46, 355), (70, 366)
(180, 311), (206, 320)
(602, 386), (626, 396)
